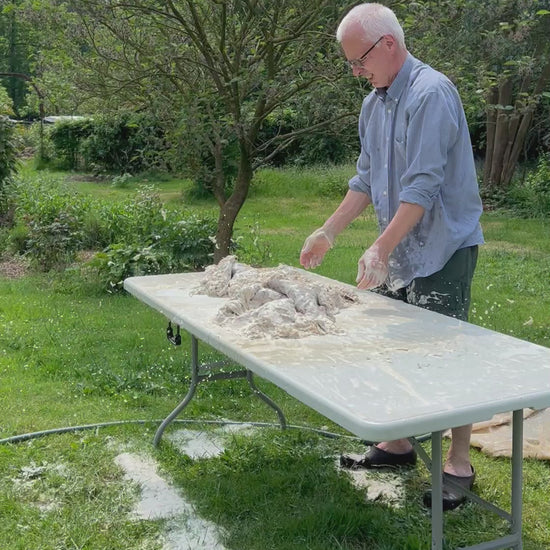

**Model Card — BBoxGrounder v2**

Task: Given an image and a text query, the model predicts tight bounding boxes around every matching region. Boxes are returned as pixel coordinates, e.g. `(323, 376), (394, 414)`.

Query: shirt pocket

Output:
(394, 134), (407, 165)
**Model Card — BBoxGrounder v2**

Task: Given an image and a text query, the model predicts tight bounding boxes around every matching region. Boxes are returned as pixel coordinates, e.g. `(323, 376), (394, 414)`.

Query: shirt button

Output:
(383, 217), (387, 222)
(383, 191), (387, 196)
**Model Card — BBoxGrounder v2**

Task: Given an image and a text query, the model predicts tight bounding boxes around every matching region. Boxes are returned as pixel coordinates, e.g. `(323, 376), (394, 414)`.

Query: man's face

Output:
(341, 33), (391, 88)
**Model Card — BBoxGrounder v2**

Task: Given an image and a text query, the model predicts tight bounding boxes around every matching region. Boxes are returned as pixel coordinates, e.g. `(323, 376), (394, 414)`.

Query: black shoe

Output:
(340, 445), (417, 470)
(423, 467), (476, 511)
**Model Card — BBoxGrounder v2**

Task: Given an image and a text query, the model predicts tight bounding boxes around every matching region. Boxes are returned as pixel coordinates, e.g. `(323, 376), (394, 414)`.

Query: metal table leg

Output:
(511, 409), (524, 550)
(246, 370), (287, 429)
(153, 335), (201, 447)
(412, 410), (525, 550)
(431, 430), (444, 550)
(153, 331), (287, 446)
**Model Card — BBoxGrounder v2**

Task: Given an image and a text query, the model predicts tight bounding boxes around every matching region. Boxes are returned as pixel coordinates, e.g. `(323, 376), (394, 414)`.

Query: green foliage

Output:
(505, 154), (550, 217)
(49, 112), (167, 173)
(90, 243), (172, 293)
(91, 209), (218, 292)
(49, 118), (94, 169)
(6, 174), (217, 280)
(0, 118), (18, 184)
(318, 169), (352, 199)
(167, 99), (241, 198)
(80, 112), (167, 174)
(0, 84), (14, 115)
(25, 210), (84, 270)
(8, 174), (92, 267)
(0, 7), (34, 116)
(233, 221), (273, 267)
(7, 221), (29, 253)
(0, 116), (19, 221)
(0, 225), (9, 256)
(256, 90), (359, 168)
(159, 215), (218, 269)
(398, 0), (550, 158)
(110, 172), (133, 188)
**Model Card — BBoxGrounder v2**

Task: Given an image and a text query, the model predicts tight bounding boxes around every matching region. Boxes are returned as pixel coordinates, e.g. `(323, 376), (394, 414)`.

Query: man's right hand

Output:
(299, 228), (334, 269)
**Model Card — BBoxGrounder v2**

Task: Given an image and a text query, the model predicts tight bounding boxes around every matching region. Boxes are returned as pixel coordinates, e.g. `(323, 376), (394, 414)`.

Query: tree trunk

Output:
(484, 56), (550, 190)
(0, 72), (46, 162)
(483, 86), (498, 189)
(501, 56), (550, 187)
(489, 111), (510, 186)
(212, 141), (253, 263)
(501, 106), (535, 187)
(486, 77), (513, 188)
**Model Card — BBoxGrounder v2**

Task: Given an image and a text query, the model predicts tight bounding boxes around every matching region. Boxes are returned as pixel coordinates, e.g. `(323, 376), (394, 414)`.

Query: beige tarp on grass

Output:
(445, 408), (550, 460)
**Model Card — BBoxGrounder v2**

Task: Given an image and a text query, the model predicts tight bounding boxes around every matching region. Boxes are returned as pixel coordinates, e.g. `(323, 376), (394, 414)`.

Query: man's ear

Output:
(383, 35), (396, 50)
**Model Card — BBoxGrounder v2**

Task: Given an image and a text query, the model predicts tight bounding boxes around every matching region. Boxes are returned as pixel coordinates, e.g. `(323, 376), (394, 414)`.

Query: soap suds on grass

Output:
(115, 452), (228, 550)
(193, 256), (360, 339)
(335, 454), (408, 508)
(166, 423), (257, 459)
(114, 425), (257, 550)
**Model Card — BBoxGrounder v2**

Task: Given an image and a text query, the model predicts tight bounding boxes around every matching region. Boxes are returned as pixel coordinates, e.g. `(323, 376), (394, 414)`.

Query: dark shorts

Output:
(375, 245), (478, 321)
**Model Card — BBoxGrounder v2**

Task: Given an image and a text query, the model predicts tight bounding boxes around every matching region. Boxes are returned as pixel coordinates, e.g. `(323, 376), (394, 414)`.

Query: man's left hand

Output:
(356, 244), (389, 289)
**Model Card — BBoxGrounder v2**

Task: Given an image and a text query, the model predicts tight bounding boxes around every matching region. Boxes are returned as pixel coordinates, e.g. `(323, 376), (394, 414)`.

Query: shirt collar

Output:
(386, 52), (414, 103)
(375, 87), (388, 101)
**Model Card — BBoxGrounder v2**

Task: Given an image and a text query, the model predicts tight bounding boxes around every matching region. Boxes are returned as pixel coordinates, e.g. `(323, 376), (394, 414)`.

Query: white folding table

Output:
(124, 269), (550, 550)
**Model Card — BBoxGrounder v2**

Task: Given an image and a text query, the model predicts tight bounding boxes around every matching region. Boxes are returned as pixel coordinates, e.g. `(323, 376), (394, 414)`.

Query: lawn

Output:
(0, 165), (549, 549)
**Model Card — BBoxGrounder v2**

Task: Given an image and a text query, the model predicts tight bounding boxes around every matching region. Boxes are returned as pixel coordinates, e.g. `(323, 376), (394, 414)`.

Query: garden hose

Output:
(0, 418), (431, 446)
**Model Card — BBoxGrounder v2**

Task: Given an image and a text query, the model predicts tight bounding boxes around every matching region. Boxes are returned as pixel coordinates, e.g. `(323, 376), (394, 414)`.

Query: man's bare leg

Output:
(377, 424), (473, 476)
(444, 424), (473, 476)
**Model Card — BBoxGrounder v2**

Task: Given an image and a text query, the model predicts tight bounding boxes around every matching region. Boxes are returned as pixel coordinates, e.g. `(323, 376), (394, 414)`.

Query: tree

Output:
(0, 5), (27, 115)
(57, 0), (354, 261)
(64, 0), (356, 261)
(0, 114), (18, 222)
(0, 1), (48, 117)
(399, 0), (550, 190)
(482, 7), (550, 190)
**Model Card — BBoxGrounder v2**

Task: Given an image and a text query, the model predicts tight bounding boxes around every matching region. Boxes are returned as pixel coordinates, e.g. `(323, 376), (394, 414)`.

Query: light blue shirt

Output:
(349, 53), (484, 290)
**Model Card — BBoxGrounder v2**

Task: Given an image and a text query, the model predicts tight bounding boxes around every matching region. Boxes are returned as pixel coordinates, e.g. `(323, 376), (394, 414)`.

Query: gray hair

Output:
(336, 3), (406, 49)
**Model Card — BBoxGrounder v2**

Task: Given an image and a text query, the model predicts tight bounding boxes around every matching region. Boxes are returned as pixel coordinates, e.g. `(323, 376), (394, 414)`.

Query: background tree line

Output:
(1, 0), (549, 258)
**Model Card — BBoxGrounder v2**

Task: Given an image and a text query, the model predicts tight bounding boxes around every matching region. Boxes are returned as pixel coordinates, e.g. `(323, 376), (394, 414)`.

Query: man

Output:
(300, 3), (484, 511)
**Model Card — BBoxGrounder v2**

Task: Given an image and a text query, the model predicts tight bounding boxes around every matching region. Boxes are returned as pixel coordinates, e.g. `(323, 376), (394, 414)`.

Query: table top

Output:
(124, 269), (550, 441)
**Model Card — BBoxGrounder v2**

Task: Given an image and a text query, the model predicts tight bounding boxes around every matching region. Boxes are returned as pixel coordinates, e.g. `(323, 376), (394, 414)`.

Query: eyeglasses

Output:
(347, 36), (384, 69)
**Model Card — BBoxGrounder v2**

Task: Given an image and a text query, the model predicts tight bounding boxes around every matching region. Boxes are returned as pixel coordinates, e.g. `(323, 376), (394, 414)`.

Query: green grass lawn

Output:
(1, 165), (549, 549)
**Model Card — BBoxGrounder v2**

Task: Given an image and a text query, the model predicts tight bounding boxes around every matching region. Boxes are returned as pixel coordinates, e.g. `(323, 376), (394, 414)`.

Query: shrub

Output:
(48, 112), (168, 173)
(80, 210), (111, 249)
(7, 175), (88, 269)
(505, 154), (550, 218)
(80, 112), (167, 173)
(233, 221), (273, 267)
(165, 216), (218, 268)
(111, 173), (133, 188)
(49, 118), (94, 169)
(88, 211), (217, 292)
(318, 170), (350, 198)
(0, 226), (9, 258)
(7, 172), (217, 283)
(90, 243), (173, 292)
(25, 211), (84, 270)
(0, 116), (19, 220)
(8, 222), (29, 254)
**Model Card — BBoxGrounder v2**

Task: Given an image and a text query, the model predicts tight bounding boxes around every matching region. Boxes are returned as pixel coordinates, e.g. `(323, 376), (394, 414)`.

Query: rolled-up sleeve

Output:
(399, 86), (459, 210)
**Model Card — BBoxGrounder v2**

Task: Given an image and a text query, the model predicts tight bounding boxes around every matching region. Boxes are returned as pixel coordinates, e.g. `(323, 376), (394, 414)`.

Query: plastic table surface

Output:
(124, 268), (550, 442)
